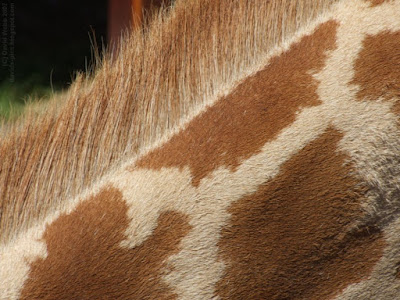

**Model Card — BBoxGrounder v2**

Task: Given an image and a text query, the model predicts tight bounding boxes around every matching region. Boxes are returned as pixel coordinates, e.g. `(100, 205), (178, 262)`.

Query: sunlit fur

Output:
(0, 0), (336, 245)
(1, 0), (400, 299)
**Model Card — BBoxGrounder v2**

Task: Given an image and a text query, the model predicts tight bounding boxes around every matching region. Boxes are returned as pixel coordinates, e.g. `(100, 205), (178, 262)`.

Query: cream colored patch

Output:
(315, 1), (400, 296)
(0, 226), (47, 300)
(314, 0), (400, 219)
(111, 107), (329, 299)
(0, 183), (107, 300)
(151, 1), (400, 297)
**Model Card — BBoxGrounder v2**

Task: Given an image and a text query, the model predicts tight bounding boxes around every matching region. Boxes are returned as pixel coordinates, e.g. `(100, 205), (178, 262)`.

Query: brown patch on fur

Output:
(352, 30), (400, 113)
(20, 187), (190, 299)
(368, 0), (386, 6)
(215, 128), (385, 299)
(0, 0), (338, 245)
(136, 21), (338, 186)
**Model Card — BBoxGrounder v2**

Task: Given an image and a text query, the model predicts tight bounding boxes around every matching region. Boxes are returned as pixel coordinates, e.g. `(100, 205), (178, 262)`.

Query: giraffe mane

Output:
(0, 0), (338, 244)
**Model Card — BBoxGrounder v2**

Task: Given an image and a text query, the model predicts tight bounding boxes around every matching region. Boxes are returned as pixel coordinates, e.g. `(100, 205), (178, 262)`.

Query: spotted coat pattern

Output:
(1, 0), (400, 299)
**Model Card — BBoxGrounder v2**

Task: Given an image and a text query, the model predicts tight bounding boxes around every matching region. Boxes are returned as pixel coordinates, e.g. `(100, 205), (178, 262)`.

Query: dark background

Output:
(0, 0), (173, 118)
(0, 0), (107, 107)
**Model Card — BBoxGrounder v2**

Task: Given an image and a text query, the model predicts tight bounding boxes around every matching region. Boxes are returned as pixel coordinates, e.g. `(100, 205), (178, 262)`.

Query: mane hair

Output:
(0, 0), (338, 244)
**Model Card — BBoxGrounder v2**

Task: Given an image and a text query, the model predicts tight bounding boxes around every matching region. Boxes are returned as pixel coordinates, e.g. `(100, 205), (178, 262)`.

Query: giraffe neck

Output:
(2, 0), (400, 299)
(0, 0), (335, 244)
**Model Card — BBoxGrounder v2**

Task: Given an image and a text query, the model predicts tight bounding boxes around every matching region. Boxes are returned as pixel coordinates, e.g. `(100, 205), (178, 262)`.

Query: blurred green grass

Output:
(0, 79), (55, 121)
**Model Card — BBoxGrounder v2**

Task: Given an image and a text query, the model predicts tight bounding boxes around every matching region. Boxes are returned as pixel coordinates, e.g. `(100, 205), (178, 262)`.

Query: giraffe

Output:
(1, 0), (400, 298)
